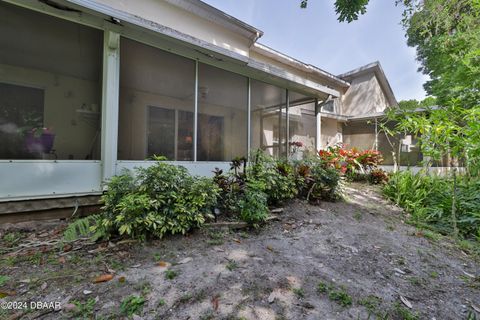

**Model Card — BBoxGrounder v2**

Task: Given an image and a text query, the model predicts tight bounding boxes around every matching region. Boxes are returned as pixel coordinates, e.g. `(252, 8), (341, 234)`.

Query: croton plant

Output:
(318, 144), (384, 177)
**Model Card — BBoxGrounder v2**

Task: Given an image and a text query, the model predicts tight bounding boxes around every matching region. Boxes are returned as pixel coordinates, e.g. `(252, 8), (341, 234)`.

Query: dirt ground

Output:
(1, 183), (479, 320)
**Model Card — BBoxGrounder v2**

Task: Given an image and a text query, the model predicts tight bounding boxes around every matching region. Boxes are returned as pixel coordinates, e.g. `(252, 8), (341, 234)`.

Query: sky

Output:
(202, 0), (429, 101)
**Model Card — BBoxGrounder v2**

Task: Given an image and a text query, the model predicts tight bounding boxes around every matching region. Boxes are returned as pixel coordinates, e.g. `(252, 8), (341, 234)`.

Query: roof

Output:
(252, 43), (350, 89)
(348, 105), (441, 122)
(338, 61), (398, 107)
(166, 0), (263, 44)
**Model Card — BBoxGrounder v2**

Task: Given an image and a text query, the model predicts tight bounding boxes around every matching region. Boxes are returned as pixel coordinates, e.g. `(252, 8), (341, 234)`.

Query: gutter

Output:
(252, 43), (350, 89)
(165, 0), (264, 45)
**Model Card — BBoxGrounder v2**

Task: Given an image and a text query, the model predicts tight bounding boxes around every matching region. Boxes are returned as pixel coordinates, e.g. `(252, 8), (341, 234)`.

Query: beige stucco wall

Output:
(93, 0), (251, 57)
(320, 117), (342, 148)
(341, 73), (389, 117)
(342, 121), (376, 151)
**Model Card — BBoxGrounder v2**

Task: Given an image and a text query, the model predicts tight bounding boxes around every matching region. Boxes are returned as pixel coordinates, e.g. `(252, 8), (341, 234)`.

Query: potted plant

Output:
(25, 127), (55, 154)
(289, 141), (304, 160)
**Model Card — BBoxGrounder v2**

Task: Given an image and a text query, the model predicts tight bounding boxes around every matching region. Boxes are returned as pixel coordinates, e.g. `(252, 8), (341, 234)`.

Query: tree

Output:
(301, 0), (370, 22)
(396, 1), (480, 174)
(303, 0), (480, 174)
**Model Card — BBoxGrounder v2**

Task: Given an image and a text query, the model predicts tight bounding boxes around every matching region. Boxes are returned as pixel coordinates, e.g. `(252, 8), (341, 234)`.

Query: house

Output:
(0, 0), (399, 221)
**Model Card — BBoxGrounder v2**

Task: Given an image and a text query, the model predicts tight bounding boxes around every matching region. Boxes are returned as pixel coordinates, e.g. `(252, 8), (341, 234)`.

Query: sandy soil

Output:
(1, 183), (479, 320)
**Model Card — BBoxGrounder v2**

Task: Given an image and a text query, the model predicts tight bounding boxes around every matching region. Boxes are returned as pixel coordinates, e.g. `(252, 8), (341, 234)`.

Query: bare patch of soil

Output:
(1, 183), (479, 319)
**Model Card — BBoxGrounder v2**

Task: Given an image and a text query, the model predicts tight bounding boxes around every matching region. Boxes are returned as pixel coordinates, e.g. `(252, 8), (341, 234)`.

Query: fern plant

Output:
(63, 214), (104, 242)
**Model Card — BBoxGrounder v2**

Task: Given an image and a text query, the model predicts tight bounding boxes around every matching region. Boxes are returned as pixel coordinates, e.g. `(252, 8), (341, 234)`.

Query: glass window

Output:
(118, 38), (195, 160)
(197, 63), (248, 161)
(250, 80), (287, 157)
(0, 2), (102, 160)
(322, 100), (335, 113)
(288, 91), (316, 151)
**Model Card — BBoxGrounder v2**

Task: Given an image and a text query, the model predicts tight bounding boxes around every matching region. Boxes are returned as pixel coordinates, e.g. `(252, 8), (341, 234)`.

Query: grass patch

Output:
(71, 298), (97, 318)
(179, 293), (193, 303)
(207, 230), (225, 246)
(353, 212), (362, 221)
(120, 295), (145, 317)
(358, 295), (382, 314)
(2, 232), (22, 247)
(391, 302), (420, 320)
(292, 287), (305, 299)
(165, 270), (178, 280)
(317, 281), (352, 307)
(226, 260), (238, 271)
(0, 275), (9, 286)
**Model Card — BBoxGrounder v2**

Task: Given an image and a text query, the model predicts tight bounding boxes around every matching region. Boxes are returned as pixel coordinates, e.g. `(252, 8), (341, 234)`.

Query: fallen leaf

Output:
(63, 244), (73, 252)
(400, 295), (412, 309)
(40, 282), (47, 290)
(62, 303), (76, 312)
(157, 261), (171, 271)
(178, 257), (193, 264)
(267, 292), (276, 304)
(118, 276), (126, 283)
(157, 261), (168, 267)
(83, 290), (92, 295)
(394, 268), (406, 275)
(93, 274), (114, 283)
(58, 256), (66, 264)
(0, 290), (16, 298)
(211, 295), (220, 311)
(232, 238), (241, 244)
(266, 245), (274, 251)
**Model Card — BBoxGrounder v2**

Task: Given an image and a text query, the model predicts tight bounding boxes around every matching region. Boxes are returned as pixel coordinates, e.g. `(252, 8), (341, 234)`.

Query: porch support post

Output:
(285, 89), (290, 157)
(101, 30), (120, 181)
(374, 117), (379, 151)
(247, 78), (251, 159)
(193, 60), (199, 162)
(316, 98), (322, 151)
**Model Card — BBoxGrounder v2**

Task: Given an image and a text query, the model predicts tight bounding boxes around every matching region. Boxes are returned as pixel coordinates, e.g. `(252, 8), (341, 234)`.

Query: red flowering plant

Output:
(318, 144), (384, 181)
(289, 141), (304, 154)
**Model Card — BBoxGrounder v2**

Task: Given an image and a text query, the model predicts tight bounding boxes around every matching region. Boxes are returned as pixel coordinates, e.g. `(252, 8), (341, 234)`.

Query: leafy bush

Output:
(367, 168), (389, 185)
(238, 181), (269, 226)
(212, 158), (246, 216)
(296, 156), (344, 202)
(248, 150), (297, 206)
(212, 154), (271, 225)
(383, 170), (480, 241)
(94, 162), (219, 240)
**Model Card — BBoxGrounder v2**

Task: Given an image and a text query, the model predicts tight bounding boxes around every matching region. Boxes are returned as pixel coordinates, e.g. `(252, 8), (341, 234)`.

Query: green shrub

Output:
(94, 161), (219, 240)
(248, 150), (297, 206)
(296, 156), (344, 202)
(383, 170), (480, 241)
(367, 168), (389, 185)
(212, 167), (245, 216)
(238, 181), (269, 226)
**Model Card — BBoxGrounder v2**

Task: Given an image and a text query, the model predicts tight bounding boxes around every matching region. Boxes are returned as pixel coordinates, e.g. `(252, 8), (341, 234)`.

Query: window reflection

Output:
(251, 80), (287, 157)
